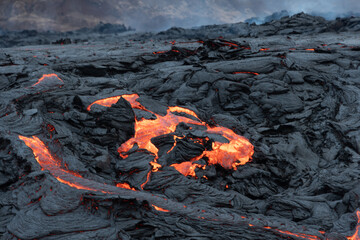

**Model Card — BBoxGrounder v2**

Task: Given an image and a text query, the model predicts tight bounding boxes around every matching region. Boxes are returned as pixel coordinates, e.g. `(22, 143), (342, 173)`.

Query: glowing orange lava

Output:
(87, 94), (254, 179)
(171, 162), (205, 177)
(18, 135), (134, 193)
(31, 74), (64, 87)
(153, 50), (167, 54)
(152, 204), (170, 212)
(152, 49), (181, 55)
(222, 41), (238, 47)
(275, 229), (320, 240)
(347, 211), (360, 240)
(233, 72), (259, 76)
(306, 49), (315, 51)
(116, 182), (136, 191)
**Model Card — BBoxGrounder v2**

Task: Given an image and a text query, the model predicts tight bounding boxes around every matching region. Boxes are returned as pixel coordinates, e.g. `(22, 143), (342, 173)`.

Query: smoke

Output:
(1, 0), (360, 32)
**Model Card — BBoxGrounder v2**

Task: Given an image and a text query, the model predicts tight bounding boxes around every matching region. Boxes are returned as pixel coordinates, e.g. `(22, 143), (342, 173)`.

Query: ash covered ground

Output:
(1, 13), (360, 239)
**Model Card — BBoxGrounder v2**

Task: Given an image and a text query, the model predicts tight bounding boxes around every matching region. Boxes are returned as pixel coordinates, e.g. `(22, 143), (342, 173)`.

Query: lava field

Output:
(1, 13), (360, 240)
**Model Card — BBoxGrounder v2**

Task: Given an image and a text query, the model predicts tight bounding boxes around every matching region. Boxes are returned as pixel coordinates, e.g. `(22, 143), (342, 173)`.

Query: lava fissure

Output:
(31, 73), (64, 87)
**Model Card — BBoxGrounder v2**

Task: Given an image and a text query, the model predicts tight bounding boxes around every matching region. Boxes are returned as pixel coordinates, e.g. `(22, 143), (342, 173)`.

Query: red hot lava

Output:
(152, 204), (170, 212)
(233, 72), (259, 76)
(87, 94), (254, 179)
(348, 211), (360, 240)
(31, 73), (64, 87)
(18, 135), (112, 193)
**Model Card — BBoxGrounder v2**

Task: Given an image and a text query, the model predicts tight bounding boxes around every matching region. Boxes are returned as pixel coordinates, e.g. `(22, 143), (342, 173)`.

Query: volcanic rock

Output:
(0, 13), (360, 240)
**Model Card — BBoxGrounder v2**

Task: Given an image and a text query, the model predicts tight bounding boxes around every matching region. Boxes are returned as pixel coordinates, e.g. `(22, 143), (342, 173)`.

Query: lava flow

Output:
(18, 135), (134, 193)
(152, 204), (170, 212)
(233, 72), (259, 76)
(31, 73), (64, 87)
(87, 94), (254, 179)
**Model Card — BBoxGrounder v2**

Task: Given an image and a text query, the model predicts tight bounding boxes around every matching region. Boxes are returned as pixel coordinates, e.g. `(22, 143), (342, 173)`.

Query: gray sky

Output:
(2, 0), (360, 32)
(122, 0), (360, 31)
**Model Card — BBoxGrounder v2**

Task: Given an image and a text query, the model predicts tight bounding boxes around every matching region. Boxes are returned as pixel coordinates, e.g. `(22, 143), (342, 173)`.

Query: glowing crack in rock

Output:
(232, 72), (259, 75)
(152, 204), (170, 212)
(31, 73), (64, 87)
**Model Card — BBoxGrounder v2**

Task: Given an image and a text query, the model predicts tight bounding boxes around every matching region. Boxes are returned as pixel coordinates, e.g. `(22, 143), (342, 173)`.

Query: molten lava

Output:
(18, 135), (135, 193)
(152, 50), (167, 55)
(87, 94), (254, 179)
(348, 211), (360, 240)
(116, 182), (136, 191)
(275, 229), (320, 240)
(232, 72), (259, 76)
(171, 162), (205, 177)
(152, 204), (170, 212)
(31, 73), (63, 87)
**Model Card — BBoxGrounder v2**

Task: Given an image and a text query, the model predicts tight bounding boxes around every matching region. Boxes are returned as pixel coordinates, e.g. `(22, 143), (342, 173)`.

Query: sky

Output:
(121, 0), (360, 31)
(1, 0), (360, 32)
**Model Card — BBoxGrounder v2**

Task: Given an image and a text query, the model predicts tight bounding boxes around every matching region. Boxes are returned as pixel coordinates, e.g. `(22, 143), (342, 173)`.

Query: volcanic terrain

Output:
(1, 13), (360, 240)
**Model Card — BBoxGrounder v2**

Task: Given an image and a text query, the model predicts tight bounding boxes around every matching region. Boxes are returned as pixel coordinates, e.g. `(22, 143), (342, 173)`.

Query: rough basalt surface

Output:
(1, 14), (360, 239)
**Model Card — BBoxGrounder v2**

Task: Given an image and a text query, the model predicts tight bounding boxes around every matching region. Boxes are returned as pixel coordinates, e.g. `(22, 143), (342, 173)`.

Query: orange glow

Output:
(153, 50), (180, 55)
(86, 94), (144, 112)
(260, 48), (270, 51)
(306, 49), (315, 51)
(168, 106), (199, 119)
(87, 94), (254, 180)
(14, 132), (344, 240)
(222, 41), (238, 47)
(171, 162), (205, 177)
(347, 211), (360, 240)
(153, 50), (167, 54)
(21, 114), (335, 240)
(275, 230), (320, 240)
(152, 204), (170, 212)
(150, 161), (162, 172)
(116, 182), (136, 191)
(55, 177), (108, 193)
(32, 73), (63, 87)
(19, 135), (61, 169)
(233, 72), (259, 76)
(18, 135), (134, 193)
(141, 171), (152, 189)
